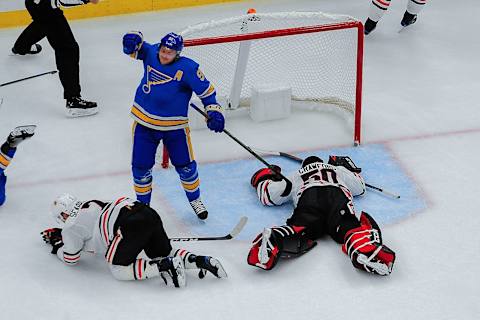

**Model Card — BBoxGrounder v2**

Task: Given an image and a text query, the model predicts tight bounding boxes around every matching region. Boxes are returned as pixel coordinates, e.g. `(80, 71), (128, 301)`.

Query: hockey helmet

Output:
(160, 32), (184, 53)
(301, 155), (323, 168)
(51, 193), (83, 228)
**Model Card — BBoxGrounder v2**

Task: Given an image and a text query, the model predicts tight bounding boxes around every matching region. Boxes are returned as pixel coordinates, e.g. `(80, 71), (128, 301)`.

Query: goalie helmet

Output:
(160, 32), (184, 53)
(51, 193), (83, 228)
(301, 155), (323, 168)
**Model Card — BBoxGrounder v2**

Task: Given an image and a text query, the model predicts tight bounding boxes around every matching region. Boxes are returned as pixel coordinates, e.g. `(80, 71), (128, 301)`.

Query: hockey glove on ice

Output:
(41, 228), (64, 254)
(328, 155), (362, 173)
(206, 111), (225, 133)
(250, 165), (282, 188)
(123, 31), (143, 55)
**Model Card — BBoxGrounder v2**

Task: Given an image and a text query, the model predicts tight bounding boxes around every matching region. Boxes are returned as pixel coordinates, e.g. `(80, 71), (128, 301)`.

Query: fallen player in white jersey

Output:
(41, 194), (227, 288)
(247, 155), (396, 276)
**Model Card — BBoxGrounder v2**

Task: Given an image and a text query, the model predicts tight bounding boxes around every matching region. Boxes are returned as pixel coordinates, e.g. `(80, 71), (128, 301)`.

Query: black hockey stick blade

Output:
(170, 216), (248, 242)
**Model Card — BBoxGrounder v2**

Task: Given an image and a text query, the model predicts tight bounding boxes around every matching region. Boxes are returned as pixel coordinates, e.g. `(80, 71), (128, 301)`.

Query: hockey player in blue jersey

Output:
(122, 31), (225, 220)
(0, 126), (36, 206)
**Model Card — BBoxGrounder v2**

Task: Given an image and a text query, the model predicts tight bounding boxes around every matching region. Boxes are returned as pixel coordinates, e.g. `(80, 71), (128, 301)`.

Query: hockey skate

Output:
(195, 256), (228, 279)
(400, 11), (417, 27)
(152, 256), (186, 288)
(7, 125), (36, 148)
(11, 44), (42, 55)
(364, 18), (378, 35)
(66, 96), (98, 118)
(189, 198), (208, 220)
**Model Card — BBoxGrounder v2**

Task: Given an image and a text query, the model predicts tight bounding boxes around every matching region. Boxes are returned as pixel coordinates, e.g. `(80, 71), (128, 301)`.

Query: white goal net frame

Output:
(161, 11), (364, 167)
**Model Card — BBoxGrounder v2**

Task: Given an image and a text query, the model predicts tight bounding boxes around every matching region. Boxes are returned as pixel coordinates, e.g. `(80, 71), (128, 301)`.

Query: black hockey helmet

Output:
(301, 155), (323, 168)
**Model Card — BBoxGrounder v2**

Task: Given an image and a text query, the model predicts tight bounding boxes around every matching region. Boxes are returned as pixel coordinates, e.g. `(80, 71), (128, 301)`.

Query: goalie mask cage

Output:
(161, 11), (364, 168)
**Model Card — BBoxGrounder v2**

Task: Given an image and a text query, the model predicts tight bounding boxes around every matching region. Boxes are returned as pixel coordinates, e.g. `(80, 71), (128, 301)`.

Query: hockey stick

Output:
(0, 70), (57, 87)
(250, 147), (401, 199)
(190, 103), (291, 184)
(170, 216), (248, 241)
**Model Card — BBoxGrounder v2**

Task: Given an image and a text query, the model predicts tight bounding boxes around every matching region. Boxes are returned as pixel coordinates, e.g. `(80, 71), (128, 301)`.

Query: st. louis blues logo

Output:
(142, 66), (174, 94)
(165, 36), (177, 47)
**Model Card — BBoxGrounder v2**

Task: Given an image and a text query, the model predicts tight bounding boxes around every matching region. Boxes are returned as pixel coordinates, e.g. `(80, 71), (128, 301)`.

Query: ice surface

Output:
(1, 1), (479, 319)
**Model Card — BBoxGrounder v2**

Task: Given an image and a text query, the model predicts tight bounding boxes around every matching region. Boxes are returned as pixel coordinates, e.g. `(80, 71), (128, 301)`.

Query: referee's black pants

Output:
(13, 0), (81, 99)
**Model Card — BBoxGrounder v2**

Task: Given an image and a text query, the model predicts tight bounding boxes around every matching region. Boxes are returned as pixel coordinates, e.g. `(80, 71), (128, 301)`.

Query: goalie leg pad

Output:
(342, 214), (395, 276)
(247, 225), (316, 270)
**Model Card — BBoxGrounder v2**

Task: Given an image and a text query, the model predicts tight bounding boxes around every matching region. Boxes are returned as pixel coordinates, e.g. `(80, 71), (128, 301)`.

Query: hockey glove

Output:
(122, 31), (143, 55)
(206, 110), (225, 133)
(41, 228), (64, 254)
(250, 165), (282, 188)
(328, 155), (361, 173)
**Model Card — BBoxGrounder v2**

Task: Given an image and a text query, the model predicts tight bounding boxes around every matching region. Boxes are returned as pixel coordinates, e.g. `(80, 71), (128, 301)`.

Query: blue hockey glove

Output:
(206, 111), (225, 133)
(123, 31), (143, 55)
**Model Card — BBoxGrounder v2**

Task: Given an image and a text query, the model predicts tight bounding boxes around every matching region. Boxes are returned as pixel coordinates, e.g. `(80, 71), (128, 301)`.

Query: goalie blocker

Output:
(247, 155), (395, 275)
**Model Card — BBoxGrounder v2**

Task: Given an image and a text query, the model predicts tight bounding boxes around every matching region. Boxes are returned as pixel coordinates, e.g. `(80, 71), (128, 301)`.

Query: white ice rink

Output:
(0, 0), (479, 319)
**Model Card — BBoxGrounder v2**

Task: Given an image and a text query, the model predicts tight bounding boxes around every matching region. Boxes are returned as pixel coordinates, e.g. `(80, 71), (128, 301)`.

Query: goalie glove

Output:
(41, 228), (64, 254)
(328, 155), (362, 173)
(122, 31), (143, 55)
(250, 165), (282, 188)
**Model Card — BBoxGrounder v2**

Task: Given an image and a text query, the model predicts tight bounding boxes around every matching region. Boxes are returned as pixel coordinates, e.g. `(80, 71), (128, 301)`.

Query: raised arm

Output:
(122, 31), (153, 60)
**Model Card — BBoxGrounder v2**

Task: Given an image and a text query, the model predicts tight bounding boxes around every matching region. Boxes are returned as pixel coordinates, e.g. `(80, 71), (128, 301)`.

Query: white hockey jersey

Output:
(56, 197), (136, 265)
(256, 162), (366, 207)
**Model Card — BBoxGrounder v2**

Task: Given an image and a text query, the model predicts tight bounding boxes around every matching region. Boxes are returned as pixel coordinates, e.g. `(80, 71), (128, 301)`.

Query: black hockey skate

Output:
(195, 255), (228, 279)
(66, 96), (98, 118)
(400, 11), (417, 27)
(6, 125), (36, 148)
(364, 18), (378, 35)
(189, 198), (208, 220)
(151, 256), (186, 288)
(11, 44), (42, 55)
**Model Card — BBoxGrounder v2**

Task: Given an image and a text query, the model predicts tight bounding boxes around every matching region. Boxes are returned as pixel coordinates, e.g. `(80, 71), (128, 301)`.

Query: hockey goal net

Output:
(161, 11), (364, 167)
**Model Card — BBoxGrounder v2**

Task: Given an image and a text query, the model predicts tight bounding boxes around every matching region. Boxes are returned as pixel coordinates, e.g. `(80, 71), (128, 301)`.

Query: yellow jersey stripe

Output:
(131, 106), (189, 127)
(0, 153), (10, 167)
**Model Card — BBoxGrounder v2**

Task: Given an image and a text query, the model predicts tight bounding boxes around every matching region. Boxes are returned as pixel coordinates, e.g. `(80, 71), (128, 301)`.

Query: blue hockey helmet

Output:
(160, 32), (184, 53)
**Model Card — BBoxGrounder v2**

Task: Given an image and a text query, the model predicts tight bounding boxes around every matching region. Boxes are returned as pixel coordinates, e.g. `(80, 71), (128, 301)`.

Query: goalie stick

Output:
(250, 147), (401, 199)
(170, 216), (248, 242)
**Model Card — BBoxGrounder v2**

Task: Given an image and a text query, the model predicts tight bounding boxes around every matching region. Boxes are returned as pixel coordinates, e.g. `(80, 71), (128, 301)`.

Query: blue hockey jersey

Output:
(129, 42), (219, 131)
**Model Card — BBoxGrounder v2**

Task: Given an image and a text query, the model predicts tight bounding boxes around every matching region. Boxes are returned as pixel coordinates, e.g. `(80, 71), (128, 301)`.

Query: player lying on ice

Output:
(247, 155), (396, 275)
(41, 195), (227, 288)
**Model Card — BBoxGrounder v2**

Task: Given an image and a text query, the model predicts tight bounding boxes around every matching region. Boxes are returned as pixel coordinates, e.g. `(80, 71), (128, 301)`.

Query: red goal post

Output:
(161, 11), (364, 168)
